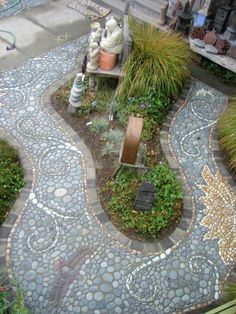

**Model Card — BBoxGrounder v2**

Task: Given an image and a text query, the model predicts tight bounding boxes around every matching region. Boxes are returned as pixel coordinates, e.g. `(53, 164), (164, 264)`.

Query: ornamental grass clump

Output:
(217, 100), (236, 175)
(118, 20), (191, 101)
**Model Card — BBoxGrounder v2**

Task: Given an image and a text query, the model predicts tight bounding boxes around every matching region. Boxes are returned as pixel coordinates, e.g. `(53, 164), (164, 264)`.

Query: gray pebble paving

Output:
(0, 37), (235, 313)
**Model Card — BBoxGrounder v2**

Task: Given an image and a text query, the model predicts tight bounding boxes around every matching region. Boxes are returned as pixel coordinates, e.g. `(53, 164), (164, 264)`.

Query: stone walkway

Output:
(0, 37), (235, 314)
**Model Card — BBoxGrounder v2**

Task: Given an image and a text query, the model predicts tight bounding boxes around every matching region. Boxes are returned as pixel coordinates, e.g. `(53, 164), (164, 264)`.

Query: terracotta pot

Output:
(99, 50), (118, 71)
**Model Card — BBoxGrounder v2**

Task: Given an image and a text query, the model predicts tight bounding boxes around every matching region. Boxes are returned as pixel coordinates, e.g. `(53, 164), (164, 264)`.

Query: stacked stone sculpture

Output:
(67, 73), (84, 114)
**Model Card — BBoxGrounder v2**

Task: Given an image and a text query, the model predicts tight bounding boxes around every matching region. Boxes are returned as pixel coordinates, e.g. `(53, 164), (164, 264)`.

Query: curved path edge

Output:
(1, 57), (235, 312)
(0, 129), (33, 272)
(41, 73), (195, 255)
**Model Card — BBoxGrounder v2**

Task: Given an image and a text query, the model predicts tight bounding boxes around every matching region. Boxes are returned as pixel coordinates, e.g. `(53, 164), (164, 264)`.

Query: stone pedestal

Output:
(159, 0), (169, 26)
(67, 73), (84, 114)
(88, 74), (96, 91)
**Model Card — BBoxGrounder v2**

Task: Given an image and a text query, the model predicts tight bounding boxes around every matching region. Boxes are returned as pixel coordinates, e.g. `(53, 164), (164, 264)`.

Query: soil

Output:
(51, 83), (182, 242)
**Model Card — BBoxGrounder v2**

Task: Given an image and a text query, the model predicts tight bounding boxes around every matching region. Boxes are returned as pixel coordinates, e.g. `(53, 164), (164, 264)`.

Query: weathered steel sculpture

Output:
(120, 117), (143, 165)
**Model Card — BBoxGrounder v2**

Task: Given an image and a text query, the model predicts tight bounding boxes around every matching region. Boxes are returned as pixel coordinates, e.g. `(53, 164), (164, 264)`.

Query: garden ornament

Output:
(134, 182), (155, 212)
(159, 0), (169, 26)
(89, 21), (102, 44)
(87, 42), (100, 71)
(120, 117), (143, 165)
(67, 73), (84, 114)
(100, 16), (123, 54)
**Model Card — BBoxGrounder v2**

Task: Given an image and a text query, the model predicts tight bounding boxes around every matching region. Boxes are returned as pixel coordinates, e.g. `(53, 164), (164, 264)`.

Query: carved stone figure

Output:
(87, 42), (100, 71)
(100, 17), (123, 54)
(89, 22), (102, 44)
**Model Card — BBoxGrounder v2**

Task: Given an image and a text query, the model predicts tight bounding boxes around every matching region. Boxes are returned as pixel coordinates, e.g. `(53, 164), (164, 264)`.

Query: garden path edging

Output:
(0, 129), (33, 273)
(42, 70), (194, 255)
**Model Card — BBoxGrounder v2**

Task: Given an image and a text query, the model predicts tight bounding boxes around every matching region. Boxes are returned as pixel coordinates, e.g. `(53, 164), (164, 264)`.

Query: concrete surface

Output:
(0, 0), (91, 71)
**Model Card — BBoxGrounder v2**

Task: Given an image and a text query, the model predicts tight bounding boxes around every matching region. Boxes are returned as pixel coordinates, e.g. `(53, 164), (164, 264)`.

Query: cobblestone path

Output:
(1, 38), (235, 313)
(0, 0), (47, 19)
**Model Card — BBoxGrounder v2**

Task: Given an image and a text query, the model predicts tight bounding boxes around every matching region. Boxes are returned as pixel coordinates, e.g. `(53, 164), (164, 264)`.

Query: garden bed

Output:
(51, 76), (183, 241)
(51, 21), (192, 241)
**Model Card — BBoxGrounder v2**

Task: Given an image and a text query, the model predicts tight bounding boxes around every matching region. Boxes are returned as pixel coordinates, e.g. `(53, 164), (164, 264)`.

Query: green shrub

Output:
(104, 164), (183, 240)
(217, 100), (236, 174)
(118, 20), (191, 101)
(90, 117), (109, 134)
(0, 140), (24, 225)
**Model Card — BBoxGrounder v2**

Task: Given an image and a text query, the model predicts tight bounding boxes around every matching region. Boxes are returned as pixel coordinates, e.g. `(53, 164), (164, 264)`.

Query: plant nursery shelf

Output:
(190, 42), (236, 74)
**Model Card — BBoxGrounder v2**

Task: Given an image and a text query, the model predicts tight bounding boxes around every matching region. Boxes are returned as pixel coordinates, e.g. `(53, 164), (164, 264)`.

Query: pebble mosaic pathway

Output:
(0, 0), (47, 19)
(0, 37), (235, 313)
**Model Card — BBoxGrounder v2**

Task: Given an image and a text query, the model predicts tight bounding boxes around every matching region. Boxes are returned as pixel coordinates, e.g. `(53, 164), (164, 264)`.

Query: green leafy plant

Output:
(0, 140), (24, 226)
(118, 20), (191, 101)
(0, 285), (8, 314)
(217, 100), (236, 175)
(103, 164), (183, 240)
(115, 90), (172, 140)
(12, 284), (29, 314)
(201, 58), (236, 84)
(90, 118), (109, 134)
(0, 275), (29, 314)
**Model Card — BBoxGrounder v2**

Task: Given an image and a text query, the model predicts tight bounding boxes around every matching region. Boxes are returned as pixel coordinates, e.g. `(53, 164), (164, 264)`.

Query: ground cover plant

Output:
(115, 89), (173, 141)
(0, 275), (29, 314)
(200, 58), (236, 84)
(102, 165), (183, 240)
(0, 140), (24, 226)
(217, 100), (236, 179)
